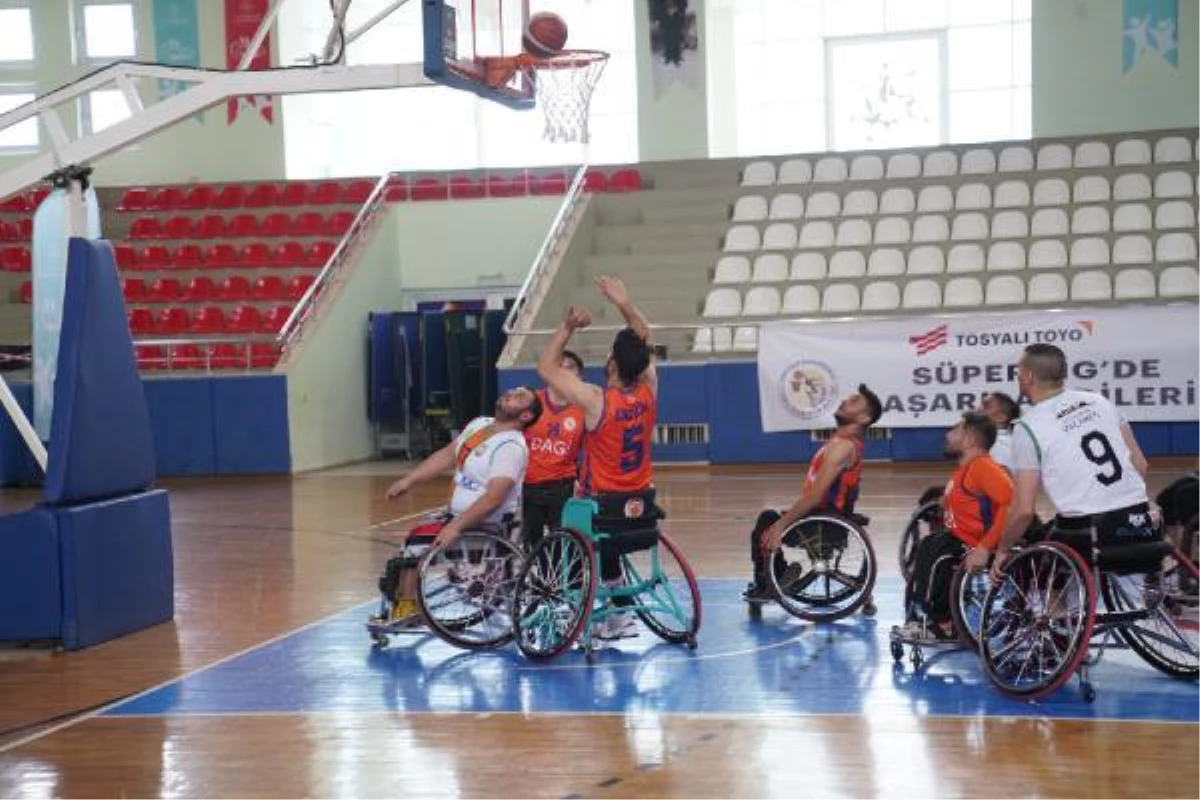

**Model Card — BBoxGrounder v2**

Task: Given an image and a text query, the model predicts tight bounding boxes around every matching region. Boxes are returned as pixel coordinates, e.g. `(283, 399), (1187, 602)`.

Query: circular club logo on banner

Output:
(779, 360), (839, 421)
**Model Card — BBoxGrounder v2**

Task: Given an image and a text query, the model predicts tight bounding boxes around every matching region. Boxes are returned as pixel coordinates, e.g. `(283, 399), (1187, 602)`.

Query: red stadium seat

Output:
(113, 244), (137, 269)
(323, 212), (354, 237)
(163, 215), (194, 239)
(179, 185), (215, 210)
(306, 241), (335, 267)
(227, 214), (260, 238)
(609, 168), (643, 192)
(147, 277), (183, 303)
(173, 244), (205, 270)
(259, 213), (291, 238)
(219, 275), (251, 301)
(190, 305), (227, 333)
(117, 188), (150, 212)
(212, 185), (245, 209)
(18, 280), (32, 303)
(195, 214), (227, 239)
(136, 246), (172, 271)
(155, 306), (191, 334)
(29, 188), (49, 206)
(271, 242), (306, 269)
(0, 194), (29, 213)
(385, 179), (408, 202)
(128, 216), (164, 240)
(411, 177), (448, 201)
(277, 182), (310, 207)
(449, 176), (484, 199)
(169, 342), (206, 370)
(252, 275), (285, 301)
(0, 221), (15, 242)
(531, 171), (568, 196)
(149, 187), (184, 211)
(250, 341), (280, 368)
(244, 183), (279, 208)
(123, 278), (147, 303)
(210, 342), (248, 369)
(128, 308), (155, 335)
(0, 247), (31, 272)
(339, 179), (374, 204)
(286, 274), (315, 300)
(582, 170), (609, 192)
(135, 344), (166, 371)
(204, 244), (237, 269)
(184, 277), (217, 302)
(288, 212), (324, 237)
(309, 181), (342, 205)
(239, 242), (272, 268)
(228, 305), (263, 333)
(15, 218), (31, 239)
(263, 304), (292, 332)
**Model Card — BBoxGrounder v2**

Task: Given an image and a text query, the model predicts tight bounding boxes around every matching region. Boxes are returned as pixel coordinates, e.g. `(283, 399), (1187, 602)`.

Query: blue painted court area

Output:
(105, 578), (1198, 724)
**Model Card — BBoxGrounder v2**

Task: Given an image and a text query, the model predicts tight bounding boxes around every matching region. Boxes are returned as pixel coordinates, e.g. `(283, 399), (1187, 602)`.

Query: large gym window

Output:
(80, 88), (134, 135)
(0, 5), (35, 63)
(77, 1), (139, 62)
(0, 91), (38, 150)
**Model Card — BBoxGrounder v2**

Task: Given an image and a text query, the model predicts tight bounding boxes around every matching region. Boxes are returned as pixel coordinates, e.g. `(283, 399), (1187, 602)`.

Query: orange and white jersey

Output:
(580, 382), (656, 495)
(524, 389), (585, 485)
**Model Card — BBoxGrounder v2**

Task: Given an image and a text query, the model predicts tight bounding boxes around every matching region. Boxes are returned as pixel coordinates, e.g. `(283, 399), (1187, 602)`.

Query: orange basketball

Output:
(523, 12), (569, 58)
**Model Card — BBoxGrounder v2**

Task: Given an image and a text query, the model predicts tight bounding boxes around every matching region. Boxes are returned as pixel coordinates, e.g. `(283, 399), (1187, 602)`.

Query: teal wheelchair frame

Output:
(511, 497), (702, 661)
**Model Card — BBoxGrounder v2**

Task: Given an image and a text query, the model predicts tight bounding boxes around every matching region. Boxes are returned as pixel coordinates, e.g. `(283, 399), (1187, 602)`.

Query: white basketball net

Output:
(518, 50), (609, 144)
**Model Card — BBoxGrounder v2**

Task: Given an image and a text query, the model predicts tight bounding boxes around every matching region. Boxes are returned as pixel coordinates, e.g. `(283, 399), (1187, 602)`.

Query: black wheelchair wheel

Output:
(1099, 551), (1198, 680)
(769, 513), (877, 623)
(900, 498), (944, 582)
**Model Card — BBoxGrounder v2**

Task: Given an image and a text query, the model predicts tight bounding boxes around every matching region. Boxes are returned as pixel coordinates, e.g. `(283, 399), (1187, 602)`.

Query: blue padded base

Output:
(57, 489), (174, 651)
(0, 507), (61, 642)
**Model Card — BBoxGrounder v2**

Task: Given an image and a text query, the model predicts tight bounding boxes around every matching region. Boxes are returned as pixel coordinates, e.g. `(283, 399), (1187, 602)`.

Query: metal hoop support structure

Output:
(483, 49), (609, 144)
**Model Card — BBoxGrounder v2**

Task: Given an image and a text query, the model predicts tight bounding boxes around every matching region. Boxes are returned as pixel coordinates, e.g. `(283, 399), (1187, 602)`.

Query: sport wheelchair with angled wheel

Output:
(978, 507), (1199, 702)
(890, 563), (993, 668)
(510, 495), (702, 662)
(746, 511), (878, 622)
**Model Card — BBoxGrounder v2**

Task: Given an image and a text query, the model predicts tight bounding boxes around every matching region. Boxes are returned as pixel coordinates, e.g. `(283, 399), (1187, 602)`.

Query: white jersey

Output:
(1011, 389), (1147, 516)
(449, 416), (528, 524)
(990, 429), (1014, 474)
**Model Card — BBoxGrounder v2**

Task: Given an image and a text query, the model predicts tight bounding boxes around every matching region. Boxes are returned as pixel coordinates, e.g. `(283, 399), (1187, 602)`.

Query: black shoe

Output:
(742, 582), (774, 603)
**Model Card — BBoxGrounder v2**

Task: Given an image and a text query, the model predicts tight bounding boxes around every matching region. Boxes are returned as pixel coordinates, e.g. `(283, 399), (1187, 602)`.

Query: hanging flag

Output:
(225, 0), (275, 124)
(1122, 0), (1178, 73)
(153, 0), (200, 104)
(647, 0), (702, 98)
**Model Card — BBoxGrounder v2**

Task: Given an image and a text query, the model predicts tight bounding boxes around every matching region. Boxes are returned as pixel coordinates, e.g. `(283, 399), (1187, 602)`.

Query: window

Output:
(78, 1), (138, 61)
(0, 92), (38, 149)
(0, 6), (35, 62)
(81, 88), (133, 134)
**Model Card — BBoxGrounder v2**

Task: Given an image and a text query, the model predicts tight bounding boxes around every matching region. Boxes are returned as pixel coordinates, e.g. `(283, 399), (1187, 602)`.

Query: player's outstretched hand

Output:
(564, 305), (593, 331)
(594, 275), (630, 307)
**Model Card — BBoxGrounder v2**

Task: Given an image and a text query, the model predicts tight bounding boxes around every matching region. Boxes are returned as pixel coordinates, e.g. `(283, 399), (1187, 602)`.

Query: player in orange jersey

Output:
(521, 349), (587, 550)
(744, 385), (884, 611)
(536, 275), (658, 639)
(896, 411), (1014, 642)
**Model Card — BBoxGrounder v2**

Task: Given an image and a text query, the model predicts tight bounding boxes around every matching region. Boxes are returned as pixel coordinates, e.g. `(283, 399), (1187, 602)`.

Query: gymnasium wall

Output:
(0, 2), (285, 189)
(1033, 0), (1199, 137)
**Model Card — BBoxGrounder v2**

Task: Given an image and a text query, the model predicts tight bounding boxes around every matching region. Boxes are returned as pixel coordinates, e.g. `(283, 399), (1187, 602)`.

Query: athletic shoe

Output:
(741, 582), (774, 603)
(594, 612), (639, 640)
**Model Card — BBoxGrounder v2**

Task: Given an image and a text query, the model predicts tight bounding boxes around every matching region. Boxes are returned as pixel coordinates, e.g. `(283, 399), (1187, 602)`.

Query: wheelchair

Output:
(510, 497), (702, 662)
(890, 564), (992, 669)
(898, 486), (944, 582)
(977, 517), (1199, 702)
(748, 511), (878, 622)
(367, 514), (524, 651)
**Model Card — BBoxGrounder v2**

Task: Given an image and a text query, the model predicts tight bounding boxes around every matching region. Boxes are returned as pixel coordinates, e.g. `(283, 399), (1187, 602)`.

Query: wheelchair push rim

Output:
(899, 499), (943, 582)
(417, 531), (523, 650)
(769, 513), (878, 623)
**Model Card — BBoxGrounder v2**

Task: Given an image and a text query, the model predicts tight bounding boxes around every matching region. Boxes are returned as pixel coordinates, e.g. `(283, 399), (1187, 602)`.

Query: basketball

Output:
(523, 12), (569, 58)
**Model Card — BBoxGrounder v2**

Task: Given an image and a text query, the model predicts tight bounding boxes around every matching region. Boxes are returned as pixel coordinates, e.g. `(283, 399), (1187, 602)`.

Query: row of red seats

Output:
(0, 219), (32, 242)
(19, 275), (314, 305)
(129, 305), (294, 335)
(119, 181), (374, 213)
(0, 189), (50, 214)
(2, 241), (335, 273)
(390, 168), (643, 201)
(136, 341), (279, 371)
(128, 211), (353, 241)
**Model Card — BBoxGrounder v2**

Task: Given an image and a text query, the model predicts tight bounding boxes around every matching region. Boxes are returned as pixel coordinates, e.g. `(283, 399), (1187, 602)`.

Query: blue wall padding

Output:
(57, 489), (173, 651)
(500, 364), (1200, 462)
(212, 377), (291, 473)
(0, 508), (61, 642)
(44, 238), (155, 505)
(142, 379), (217, 475)
(0, 383), (42, 486)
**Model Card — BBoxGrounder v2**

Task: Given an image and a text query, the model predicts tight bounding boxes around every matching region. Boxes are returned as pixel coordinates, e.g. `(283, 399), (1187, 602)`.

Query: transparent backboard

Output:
(423, 0), (534, 108)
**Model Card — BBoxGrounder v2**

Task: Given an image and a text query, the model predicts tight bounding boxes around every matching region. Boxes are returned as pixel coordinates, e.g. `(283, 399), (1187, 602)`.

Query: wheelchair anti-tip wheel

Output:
(417, 531), (523, 650)
(769, 513), (877, 623)
(511, 528), (597, 660)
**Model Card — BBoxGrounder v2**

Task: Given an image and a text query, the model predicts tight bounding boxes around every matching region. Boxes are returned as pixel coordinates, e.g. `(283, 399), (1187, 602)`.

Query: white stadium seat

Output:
(790, 252), (826, 281)
(1037, 143), (1072, 170)
(843, 189), (878, 216)
(732, 195), (768, 221)
(948, 244), (985, 274)
(713, 255), (750, 284)
(692, 327), (713, 353)
(849, 155), (884, 181)
(1112, 234), (1154, 265)
(994, 180), (1030, 208)
(782, 284), (820, 313)
(1071, 206), (1110, 235)
(742, 286), (781, 316)
(777, 159), (812, 184)
(742, 161), (775, 186)
(733, 326), (758, 352)
(828, 251), (867, 278)
(835, 219), (872, 248)
(1159, 266), (1200, 298)
(1113, 203), (1152, 232)
(923, 150), (957, 177)
(951, 212), (989, 241)
(1033, 178), (1070, 206)
(1155, 200), (1195, 230)
(798, 221), (835, 248)
(711, 326), (733, 352)
(1155, 170), (1194, 198)
(1029, 240), (1068, 270)
(907, 245), (945, 275)
(886, 153), (920, 179)
(874, 217), (911, 245)
(1028, 273), (1069, 304)
(867, 249), (906, 277)
(821, 283), (861, 313)
(954, 183), (991, 210)
(986, 275), (1026, 305)
(961, 148), (997, 174)
(762, 222), (798, 250)
(987, 241), (1026, 272)
(880, 187), (916, 214)
(861, 281), (901, 311)
(944, 277), (984, 307)
(805, 191), (840, 218)
(1070, 237), (1110, 267)
(1114, 139), (1152, 166)
(918, 185), (954, 213)
(768, 193), (804, 219)
(1031, 208), (1069, 237)
(1155, 136), (1193, 163)
(1074, 141), (1110, 168)
(723, 225), (759, 252)
(1071, 270), (1113, 302)
(704, 288), (741, 317)
(1113, 173), (1153, 200)
(751, 253), (788, 282)
(814, 157), (848, 183)
(998, 145), (1034, 172)
(1114, 268), (1157, 300)
(992, 210), (1030, 239)
(1073, 176), (1110, 203)
(902, 279), (942, 309)
(913, 214), (950, 243)
(1156, 232), (1199, 262)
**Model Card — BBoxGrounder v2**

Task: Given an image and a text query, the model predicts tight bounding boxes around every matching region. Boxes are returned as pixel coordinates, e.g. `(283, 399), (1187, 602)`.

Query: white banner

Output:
(758, 306), (1199, 431)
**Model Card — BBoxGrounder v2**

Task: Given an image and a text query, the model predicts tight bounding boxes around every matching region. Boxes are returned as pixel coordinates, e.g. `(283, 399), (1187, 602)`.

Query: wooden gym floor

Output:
(0, 459), (1196, 798)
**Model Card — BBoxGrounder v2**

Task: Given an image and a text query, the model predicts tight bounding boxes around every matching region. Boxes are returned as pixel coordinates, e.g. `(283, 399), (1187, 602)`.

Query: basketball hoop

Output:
(483, 49), (609, 144)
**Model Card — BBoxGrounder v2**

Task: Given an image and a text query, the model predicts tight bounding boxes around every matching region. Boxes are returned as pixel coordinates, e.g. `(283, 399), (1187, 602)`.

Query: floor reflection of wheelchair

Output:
(890, 566), (992, 669)
(749, 511), (878, 623)
(510, 497), (702, 663)
(978, 525), (1199, 702)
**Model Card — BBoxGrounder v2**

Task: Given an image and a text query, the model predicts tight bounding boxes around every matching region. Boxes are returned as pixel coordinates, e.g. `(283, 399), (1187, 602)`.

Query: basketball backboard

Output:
(423, 0), (534, 109)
